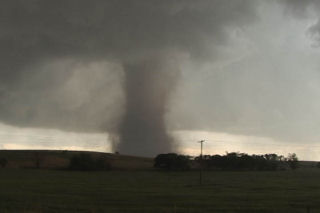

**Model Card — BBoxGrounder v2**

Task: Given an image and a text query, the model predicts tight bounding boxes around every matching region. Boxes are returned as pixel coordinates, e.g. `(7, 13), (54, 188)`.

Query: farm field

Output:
(0, 168), (319, 213)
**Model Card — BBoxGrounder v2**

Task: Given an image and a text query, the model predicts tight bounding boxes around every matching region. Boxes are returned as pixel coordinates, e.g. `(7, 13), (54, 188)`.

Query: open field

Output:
(0, 168), (320, 213)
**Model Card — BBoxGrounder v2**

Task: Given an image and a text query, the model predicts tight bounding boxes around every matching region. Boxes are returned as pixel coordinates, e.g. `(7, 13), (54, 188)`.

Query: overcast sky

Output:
(1, 1), (320, 159)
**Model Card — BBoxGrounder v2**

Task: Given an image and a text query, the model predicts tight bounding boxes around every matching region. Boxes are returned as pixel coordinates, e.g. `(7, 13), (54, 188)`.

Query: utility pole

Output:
(198, 140), (205, 185)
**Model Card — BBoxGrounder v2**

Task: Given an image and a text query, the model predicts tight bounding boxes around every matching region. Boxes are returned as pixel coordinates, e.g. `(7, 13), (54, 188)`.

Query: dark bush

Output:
(0, 158), (7, 168)
(154, 153), (190, 170)
(69, 153), (110, 171)
(317, 162), (320, 169)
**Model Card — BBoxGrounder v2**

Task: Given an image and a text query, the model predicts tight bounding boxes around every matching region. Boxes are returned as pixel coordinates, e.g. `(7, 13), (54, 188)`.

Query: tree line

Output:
(154, 152), (299, 171)
(0, 152), (308, 171)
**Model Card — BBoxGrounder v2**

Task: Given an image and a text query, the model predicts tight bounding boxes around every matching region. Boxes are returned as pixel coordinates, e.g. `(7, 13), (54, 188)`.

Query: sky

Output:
(1, 0), (320, 160)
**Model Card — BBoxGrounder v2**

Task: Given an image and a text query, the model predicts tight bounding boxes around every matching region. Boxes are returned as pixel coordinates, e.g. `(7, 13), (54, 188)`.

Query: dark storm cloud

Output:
(0, 0), (257, 64)
(0, 0), (258, 155)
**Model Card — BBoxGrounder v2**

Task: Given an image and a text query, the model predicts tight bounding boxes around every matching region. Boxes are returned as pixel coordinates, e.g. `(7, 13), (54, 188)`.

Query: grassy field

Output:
(0, 168), (319, 213)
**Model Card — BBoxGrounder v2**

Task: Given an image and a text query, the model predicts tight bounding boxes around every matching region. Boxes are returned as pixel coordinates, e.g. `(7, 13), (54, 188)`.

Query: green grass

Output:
(0, 169), (319, 212)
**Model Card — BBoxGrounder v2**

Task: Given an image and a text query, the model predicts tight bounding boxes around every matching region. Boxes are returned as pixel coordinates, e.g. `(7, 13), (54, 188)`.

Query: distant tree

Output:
(286, 153), (299, 170)
(154, 153), (190, 170)
(317, 162), (320, 169)
(0, 158), (7, 168)
(69, 153), (110, 171)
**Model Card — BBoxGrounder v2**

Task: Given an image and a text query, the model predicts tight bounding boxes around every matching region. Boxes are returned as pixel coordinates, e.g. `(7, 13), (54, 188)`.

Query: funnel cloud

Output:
(118, 56), (180, 156)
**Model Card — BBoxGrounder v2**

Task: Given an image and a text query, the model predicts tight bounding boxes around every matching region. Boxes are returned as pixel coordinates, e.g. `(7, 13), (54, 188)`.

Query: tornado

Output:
(0, 1), (260, 157)
(116, 56), (179, 156)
